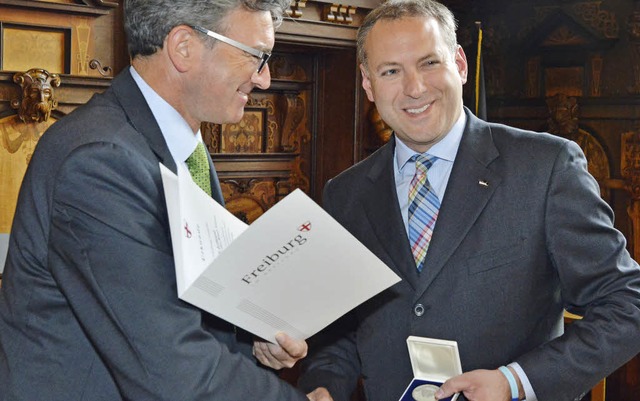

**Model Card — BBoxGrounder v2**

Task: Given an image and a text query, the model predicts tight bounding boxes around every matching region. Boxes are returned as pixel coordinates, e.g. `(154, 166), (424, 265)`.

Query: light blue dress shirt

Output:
(130, 66), (202, 169)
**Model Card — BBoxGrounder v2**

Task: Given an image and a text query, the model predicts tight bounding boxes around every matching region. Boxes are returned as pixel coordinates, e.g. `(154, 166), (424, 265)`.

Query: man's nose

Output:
(403, 70), (427, 98)
(252, 63), (271, 90)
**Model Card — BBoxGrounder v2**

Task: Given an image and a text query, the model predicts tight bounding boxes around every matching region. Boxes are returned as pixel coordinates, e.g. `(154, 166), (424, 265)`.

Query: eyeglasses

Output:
(191, 25), (271, 74)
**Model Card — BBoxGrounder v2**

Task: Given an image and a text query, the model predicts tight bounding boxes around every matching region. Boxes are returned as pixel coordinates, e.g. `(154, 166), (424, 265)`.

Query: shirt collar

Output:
(129, 66), (200, 165)
(395, 110), (466, 171)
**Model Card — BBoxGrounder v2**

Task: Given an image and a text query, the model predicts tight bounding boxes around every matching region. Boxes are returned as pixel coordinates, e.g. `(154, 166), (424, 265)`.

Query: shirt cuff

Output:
(508, 362), (538, 401)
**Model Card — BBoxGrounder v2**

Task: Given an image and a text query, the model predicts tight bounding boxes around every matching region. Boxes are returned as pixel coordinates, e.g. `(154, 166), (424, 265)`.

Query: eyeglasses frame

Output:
(191, 25), (271, 74)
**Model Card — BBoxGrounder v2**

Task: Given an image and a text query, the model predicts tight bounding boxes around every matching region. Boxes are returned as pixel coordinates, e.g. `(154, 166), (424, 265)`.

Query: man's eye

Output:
(381, 69), (398, 77)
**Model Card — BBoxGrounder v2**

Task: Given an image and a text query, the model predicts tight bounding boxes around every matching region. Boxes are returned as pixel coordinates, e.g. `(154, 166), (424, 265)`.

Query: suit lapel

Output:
(414, 110), (501, 298)
(362, 138), (420, 289)
(111, 69), (176, 173)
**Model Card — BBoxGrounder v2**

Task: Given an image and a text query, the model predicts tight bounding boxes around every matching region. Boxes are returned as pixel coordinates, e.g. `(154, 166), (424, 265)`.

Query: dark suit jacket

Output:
(0, 69), (308, 401)
(298, 109), (640, 401)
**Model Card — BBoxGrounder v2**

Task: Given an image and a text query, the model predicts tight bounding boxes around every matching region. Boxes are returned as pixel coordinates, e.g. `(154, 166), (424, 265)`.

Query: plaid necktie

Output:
(408, 154), (441, 272)
(185, 142), (212, 197)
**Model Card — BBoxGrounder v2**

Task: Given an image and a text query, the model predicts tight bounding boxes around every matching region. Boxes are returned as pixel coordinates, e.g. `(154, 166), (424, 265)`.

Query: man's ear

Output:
(455, 45), (468, 85)
(360, 64), (375, 102)
(166, 25), (198, 73)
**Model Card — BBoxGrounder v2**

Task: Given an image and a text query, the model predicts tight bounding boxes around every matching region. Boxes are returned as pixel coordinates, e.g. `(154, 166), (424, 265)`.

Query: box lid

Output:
(406, 336), (463, 383)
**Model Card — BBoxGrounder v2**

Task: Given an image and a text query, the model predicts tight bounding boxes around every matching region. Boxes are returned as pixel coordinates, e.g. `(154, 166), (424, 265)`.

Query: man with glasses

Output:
(191, 25), (272, 74)
(0, 1), (330, 400)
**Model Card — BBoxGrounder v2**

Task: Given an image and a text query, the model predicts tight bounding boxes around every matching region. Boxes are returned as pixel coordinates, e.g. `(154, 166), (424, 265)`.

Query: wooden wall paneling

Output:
(0, 1), (120, 78)
(0, 0), (119, 280)
(312, 47), (359, 201)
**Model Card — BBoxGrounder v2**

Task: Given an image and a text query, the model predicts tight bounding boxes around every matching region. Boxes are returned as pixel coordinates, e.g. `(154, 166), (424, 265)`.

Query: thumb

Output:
(435, 376), (466, 400)
(275, 332), (308, 357)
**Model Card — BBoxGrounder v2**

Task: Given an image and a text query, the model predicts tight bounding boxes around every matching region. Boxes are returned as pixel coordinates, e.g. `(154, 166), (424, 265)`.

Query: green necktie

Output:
(185, 142), (212, 196)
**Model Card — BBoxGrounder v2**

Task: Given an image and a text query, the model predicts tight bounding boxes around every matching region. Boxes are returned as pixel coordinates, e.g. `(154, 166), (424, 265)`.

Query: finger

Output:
(435, 374), (469, 400)
(307, 387), (334, 401)
(253, 340), (285, 369)
(275, 332), (308, 359)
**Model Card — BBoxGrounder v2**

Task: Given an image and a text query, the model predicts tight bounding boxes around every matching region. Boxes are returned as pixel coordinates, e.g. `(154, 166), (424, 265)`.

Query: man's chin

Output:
(220, 112), (245, 125)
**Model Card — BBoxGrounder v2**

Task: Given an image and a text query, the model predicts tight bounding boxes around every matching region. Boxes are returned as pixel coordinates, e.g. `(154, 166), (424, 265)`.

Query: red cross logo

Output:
(184, 222), (192, 238)
(298, 221), (312, 232)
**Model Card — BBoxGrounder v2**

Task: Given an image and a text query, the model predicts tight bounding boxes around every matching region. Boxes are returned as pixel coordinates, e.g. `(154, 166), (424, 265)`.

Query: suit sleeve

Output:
(297, 179), (363, 401)
(516, 141), (640, 401)
(48, 142), (308, 401)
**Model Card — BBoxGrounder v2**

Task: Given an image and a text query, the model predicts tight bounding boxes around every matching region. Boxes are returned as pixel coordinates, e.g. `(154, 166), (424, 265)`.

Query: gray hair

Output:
(357, 0), (458, 70)
(124, 0), (291, 58)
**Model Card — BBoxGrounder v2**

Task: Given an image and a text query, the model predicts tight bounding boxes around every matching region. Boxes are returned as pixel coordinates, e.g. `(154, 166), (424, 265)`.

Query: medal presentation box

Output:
(399, 336), (463, 401)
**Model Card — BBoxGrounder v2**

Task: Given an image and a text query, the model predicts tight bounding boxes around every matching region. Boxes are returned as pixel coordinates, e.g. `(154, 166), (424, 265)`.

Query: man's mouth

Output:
(405, 103), (430, 114)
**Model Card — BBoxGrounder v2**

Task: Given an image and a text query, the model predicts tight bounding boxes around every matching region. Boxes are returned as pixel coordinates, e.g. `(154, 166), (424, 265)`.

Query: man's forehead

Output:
(366, 20), (447, 62)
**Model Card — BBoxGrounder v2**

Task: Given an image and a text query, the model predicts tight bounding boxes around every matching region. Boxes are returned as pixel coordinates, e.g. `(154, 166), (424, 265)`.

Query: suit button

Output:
(414, 303), (425, 316)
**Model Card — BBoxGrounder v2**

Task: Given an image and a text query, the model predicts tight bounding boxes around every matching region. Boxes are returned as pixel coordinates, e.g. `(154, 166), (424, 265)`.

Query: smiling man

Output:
(297, 1), (640, 401)
(0, 0), (327, 400)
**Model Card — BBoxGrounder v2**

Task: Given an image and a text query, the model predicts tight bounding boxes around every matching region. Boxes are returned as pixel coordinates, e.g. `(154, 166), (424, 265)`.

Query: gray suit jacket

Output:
(0, 69), (308, 401)
(298, 109), (640, 401)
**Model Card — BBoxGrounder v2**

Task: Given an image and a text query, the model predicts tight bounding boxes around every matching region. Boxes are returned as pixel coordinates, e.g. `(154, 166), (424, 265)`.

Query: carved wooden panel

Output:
(1, 22), (71, 73)
(0, 1), (118, 77)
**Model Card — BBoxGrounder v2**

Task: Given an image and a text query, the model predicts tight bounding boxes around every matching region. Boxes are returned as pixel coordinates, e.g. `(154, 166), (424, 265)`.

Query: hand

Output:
(435, 369), (511, 401)
(307, 387), (334, 401)
(253, 332), (308, 369)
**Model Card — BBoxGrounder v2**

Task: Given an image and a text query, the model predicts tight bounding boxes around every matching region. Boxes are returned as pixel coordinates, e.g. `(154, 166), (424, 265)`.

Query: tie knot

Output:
(412, 154), (437, 173)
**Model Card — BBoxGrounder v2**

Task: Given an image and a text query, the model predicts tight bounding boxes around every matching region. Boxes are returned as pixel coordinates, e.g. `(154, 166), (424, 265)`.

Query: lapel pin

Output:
(478, 180), (489, 187)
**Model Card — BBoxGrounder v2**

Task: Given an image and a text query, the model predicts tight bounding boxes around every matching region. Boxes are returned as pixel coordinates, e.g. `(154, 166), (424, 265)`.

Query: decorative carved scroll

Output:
(89, 59), (113, 77)
(290, 156), (309, 193)
(277, 93), (306, 152)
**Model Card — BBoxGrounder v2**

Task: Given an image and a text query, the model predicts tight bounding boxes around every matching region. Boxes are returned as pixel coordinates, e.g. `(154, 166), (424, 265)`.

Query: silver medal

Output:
(412, 384), (439, 401)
